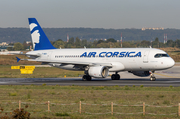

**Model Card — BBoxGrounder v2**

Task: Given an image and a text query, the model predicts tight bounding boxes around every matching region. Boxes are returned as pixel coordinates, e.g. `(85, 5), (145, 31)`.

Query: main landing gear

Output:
(82, 75), (92, 81)
(150, 71), (156, 81)
(82, 69), (92, 81)
(111, 72), (120, 80)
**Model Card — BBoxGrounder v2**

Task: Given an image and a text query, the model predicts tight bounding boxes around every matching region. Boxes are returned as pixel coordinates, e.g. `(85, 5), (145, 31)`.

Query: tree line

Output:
(1, 28), (180, 43)
(7, 37), (180, 51)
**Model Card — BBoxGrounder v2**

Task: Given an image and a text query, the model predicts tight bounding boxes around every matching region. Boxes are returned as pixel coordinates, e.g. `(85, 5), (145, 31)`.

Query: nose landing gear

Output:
(150, 71), (156, 81)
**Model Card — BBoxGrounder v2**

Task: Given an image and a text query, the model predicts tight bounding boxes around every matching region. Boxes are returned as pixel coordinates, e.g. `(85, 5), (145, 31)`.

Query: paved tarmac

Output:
(0, 66), (179, 87)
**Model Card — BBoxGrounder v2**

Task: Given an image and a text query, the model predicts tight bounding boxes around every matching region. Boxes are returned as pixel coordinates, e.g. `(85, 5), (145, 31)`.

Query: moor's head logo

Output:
(29, 23), (40, 48)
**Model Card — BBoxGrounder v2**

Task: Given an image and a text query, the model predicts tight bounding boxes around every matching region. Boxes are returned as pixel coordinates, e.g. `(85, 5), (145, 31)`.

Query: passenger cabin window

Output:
(154, 54), (169, 58)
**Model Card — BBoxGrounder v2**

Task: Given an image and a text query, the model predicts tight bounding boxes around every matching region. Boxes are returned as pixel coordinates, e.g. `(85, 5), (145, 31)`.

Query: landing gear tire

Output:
(150, 76), (156, 81)
(111, 74), (120, 80)
(82, 75), (92, 81)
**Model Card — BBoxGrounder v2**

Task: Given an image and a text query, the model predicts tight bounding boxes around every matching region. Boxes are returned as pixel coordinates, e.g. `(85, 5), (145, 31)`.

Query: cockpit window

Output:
(154, 53), (169, 58)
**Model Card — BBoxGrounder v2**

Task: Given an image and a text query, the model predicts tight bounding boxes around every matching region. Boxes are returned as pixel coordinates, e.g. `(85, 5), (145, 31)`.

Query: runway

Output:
(0, 66), (179, 87)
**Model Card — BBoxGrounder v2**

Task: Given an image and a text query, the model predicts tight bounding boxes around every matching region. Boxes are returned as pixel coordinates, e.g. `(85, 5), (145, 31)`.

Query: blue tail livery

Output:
(28, 18), (56, 50)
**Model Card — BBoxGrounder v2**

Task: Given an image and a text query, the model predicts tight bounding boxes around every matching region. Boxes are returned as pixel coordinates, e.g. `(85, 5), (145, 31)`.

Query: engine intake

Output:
(88, 66), (109, 78)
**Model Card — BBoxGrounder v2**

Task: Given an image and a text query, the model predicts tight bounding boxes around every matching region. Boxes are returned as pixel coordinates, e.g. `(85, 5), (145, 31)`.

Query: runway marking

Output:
(155, 73), (178, 78)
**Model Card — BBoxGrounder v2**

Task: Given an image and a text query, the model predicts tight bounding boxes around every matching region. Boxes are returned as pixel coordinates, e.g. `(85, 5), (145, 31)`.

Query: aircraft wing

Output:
(26, 59), (113, 67)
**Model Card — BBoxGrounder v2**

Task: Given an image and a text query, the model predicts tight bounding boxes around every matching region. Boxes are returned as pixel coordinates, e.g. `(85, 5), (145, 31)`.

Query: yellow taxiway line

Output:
(155, 73), (178, 78)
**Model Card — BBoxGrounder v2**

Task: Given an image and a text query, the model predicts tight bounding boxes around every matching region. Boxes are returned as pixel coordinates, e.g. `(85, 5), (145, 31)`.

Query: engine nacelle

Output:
(130, 71), (150, 77)
(88, 66), (109, 78)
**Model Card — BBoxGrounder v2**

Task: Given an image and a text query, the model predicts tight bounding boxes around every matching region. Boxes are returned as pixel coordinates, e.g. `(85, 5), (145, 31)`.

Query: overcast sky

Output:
(0, 0), (180, 29)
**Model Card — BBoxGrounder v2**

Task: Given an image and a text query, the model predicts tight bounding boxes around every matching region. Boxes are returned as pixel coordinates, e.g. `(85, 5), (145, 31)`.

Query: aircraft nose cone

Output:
(167, 58), (175, 68)
(170, 58), (175, 67)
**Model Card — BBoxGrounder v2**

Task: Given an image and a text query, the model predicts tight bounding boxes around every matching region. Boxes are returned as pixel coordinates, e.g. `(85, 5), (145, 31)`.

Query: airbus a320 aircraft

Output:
(16, 18), (175, 81)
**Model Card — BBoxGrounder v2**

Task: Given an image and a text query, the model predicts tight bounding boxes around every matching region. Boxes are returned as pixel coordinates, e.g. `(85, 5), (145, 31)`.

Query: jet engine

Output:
(88, 66), (109, 78)
(130, 71), (150, 77)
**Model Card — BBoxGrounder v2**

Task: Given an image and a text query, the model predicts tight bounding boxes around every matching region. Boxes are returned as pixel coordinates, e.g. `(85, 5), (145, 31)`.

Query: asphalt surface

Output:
(0, 66), (179, 87)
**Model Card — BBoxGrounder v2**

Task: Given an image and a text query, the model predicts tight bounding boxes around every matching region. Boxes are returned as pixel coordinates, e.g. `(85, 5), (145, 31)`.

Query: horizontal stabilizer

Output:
(16, 57), (21, 62)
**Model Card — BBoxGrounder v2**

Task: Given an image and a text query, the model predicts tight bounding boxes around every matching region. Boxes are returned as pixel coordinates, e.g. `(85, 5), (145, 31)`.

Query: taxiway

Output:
(0, 66), (179, 87)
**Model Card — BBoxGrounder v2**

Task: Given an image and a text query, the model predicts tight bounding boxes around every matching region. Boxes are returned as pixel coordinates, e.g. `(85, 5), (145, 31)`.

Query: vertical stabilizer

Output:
(28, 18), (56, 50)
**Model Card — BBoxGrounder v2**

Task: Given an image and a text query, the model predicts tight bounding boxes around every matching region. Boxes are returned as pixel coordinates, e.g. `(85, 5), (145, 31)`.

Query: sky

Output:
(0, 0), (180, 29)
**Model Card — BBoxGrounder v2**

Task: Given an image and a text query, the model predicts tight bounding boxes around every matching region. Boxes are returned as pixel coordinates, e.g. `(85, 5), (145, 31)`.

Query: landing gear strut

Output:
(150, 71), (156, 81)
(111, 72), (120, 80)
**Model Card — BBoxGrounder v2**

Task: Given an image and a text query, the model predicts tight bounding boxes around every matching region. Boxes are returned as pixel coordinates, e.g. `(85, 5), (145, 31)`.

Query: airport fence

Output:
(0, 100), (179, 116)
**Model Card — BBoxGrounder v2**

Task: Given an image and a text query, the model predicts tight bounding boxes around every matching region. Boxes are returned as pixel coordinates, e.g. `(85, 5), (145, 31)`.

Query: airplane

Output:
(16, 18), (175, 81)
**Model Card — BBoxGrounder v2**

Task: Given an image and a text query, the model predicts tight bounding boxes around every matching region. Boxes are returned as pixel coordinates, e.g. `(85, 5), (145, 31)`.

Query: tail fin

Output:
(28, 18), (56, 50)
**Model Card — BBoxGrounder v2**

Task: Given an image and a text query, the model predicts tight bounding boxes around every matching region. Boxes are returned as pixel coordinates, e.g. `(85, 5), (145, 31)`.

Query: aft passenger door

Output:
(143, 51), (149, 63)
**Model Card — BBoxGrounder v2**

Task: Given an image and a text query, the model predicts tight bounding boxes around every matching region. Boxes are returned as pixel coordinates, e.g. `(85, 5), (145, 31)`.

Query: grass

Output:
(9, 92), (17, 96)
(0, 65), (83, 78)
(0, 85), (179, 118)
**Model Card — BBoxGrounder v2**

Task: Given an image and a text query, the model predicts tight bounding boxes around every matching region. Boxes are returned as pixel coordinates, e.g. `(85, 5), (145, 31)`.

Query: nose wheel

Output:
(150, 71), (156, 81)
(150, 76), (156, 81)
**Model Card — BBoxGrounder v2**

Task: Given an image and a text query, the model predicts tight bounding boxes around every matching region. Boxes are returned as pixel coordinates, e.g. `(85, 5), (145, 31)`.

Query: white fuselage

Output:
(26, 48), (175, 72)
